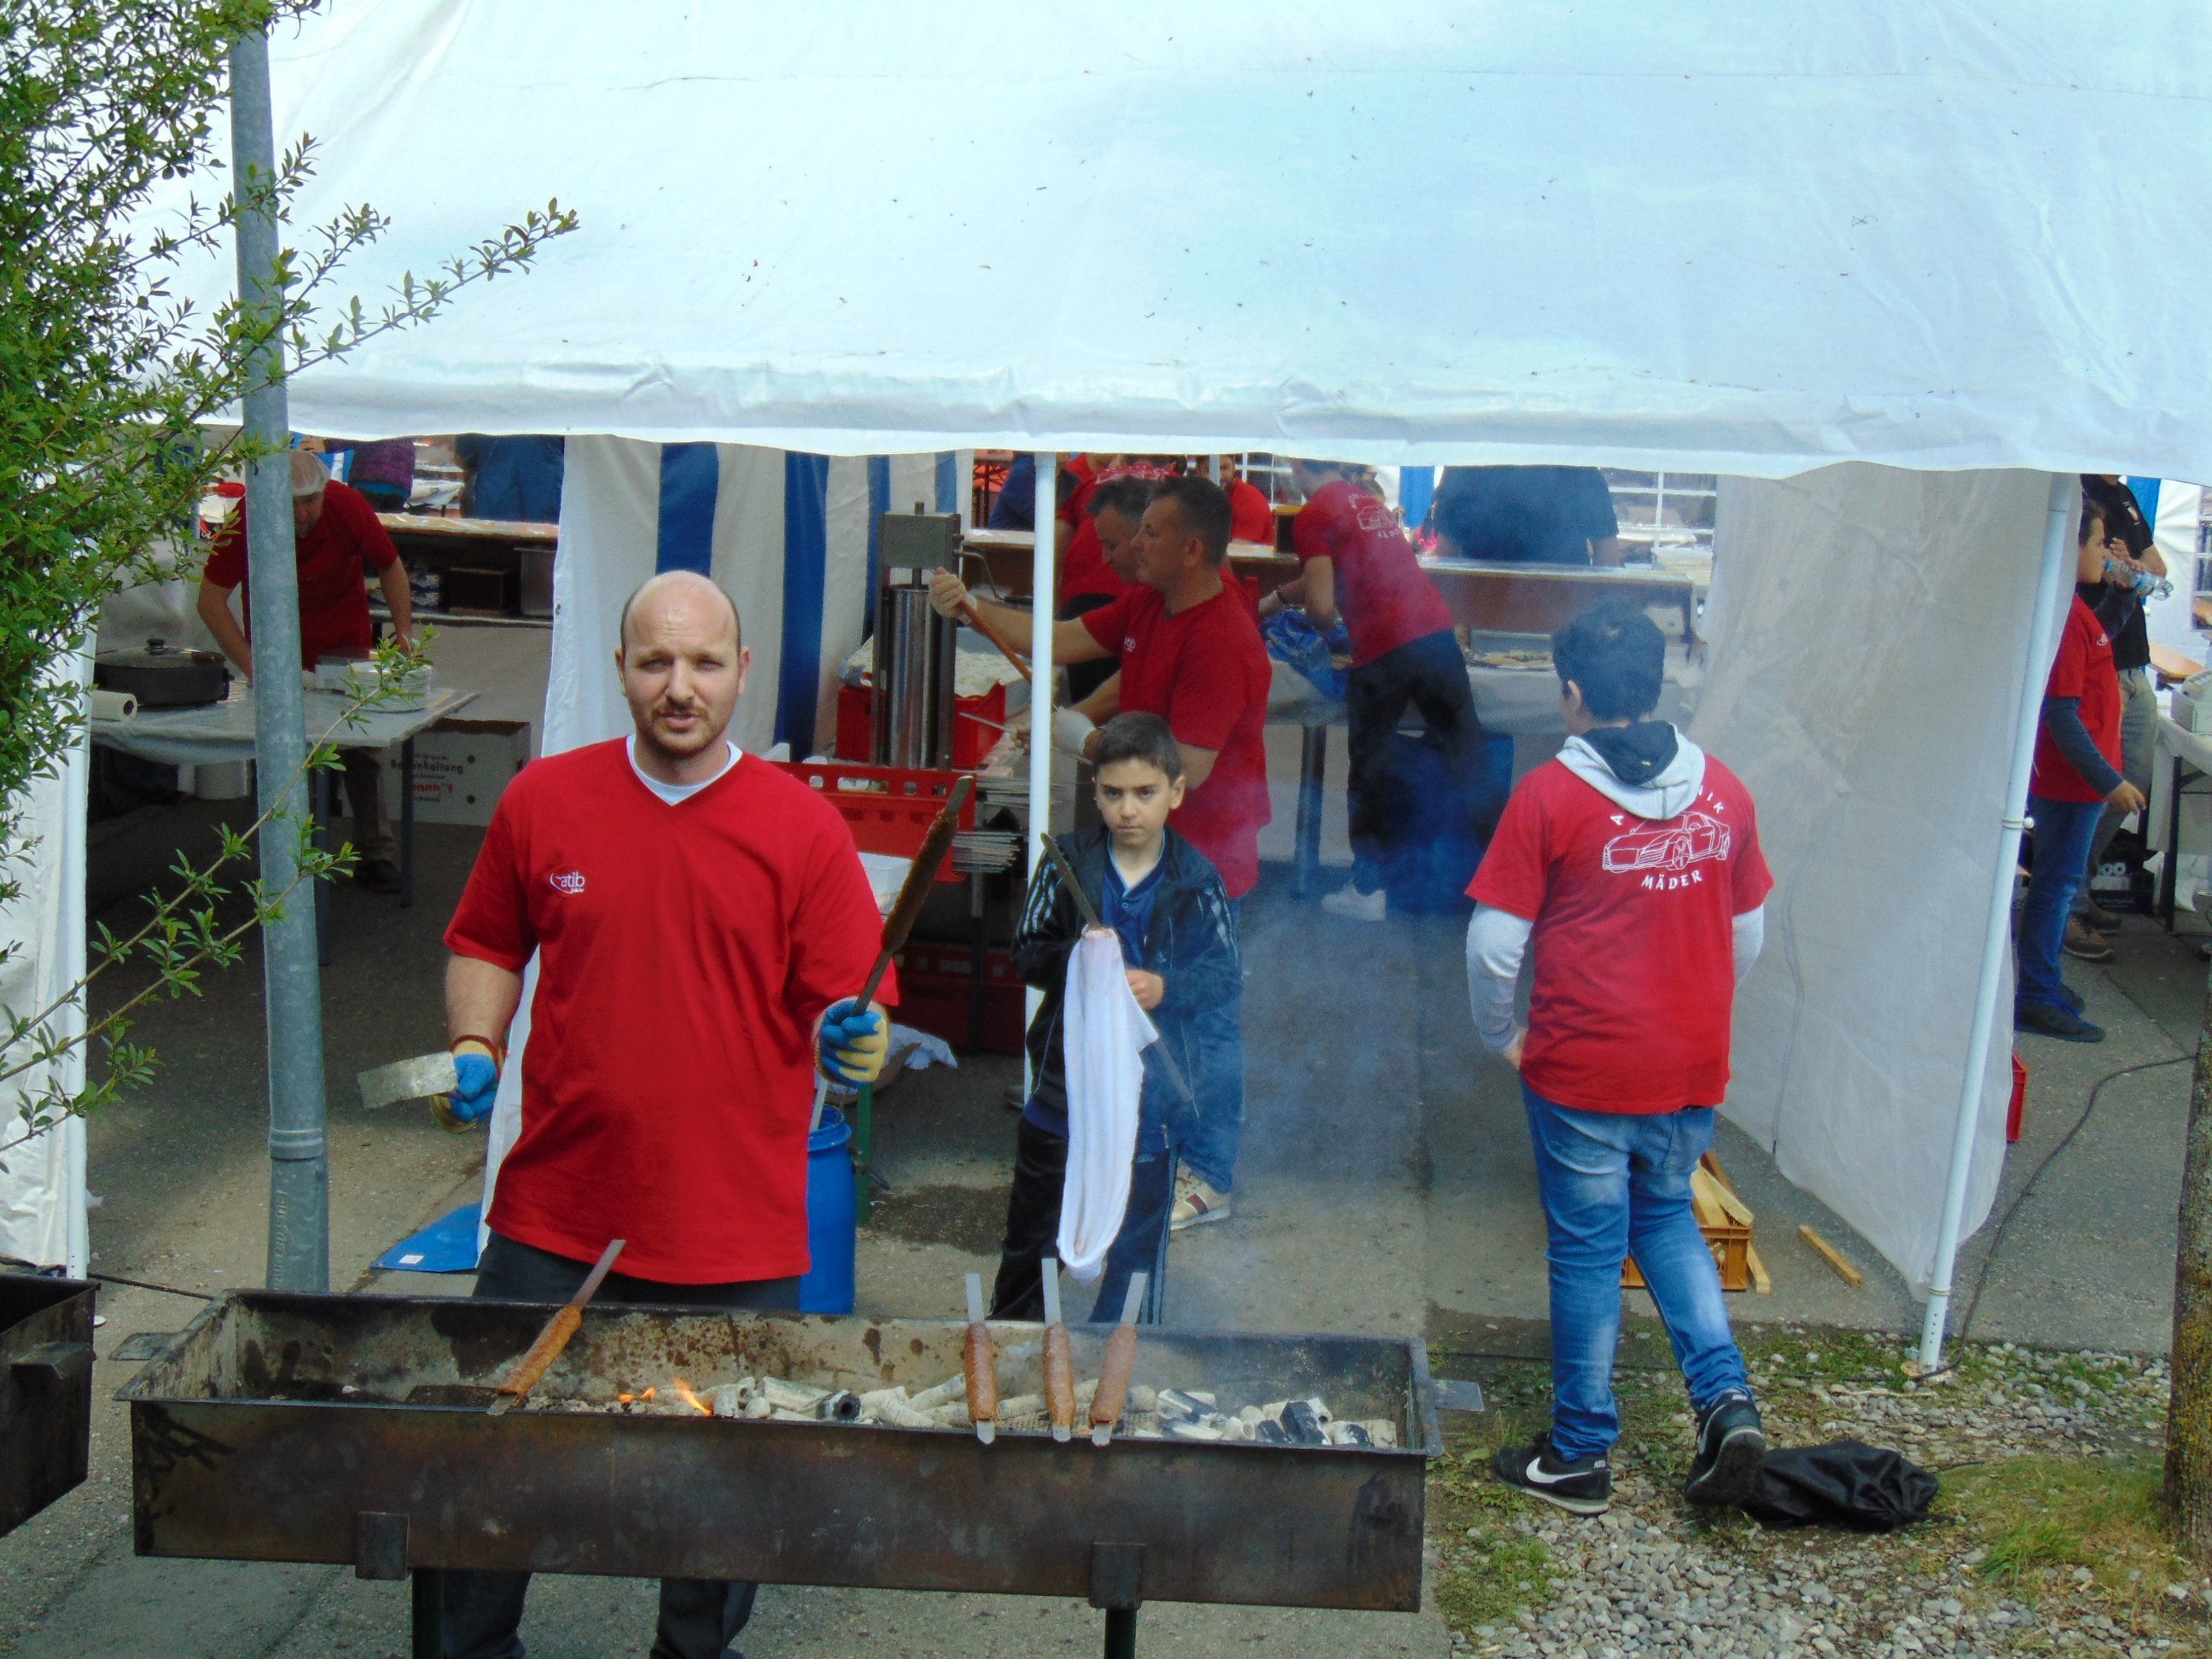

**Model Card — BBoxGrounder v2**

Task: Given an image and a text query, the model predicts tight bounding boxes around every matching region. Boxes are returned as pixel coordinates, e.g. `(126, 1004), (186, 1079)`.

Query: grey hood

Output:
(1558, 725), (1707, 820)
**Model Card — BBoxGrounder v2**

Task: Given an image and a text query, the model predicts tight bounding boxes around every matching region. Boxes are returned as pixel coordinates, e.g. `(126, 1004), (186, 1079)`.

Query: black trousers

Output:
(1060, 592), (1120, 704)
(441, 1233), (800, 1659)
(990, 1117), (1174, 1325)
(1342, 628), (1485, 891)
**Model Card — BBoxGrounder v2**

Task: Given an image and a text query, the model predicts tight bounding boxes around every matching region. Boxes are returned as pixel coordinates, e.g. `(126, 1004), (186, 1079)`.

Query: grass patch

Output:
(1428, 1417), (1563, 1636)
(1952, 1454), (2192, 1604)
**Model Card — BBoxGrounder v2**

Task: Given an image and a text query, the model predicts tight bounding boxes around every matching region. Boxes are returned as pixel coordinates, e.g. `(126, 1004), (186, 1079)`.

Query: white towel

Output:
(1056, 929), (1158, 1284)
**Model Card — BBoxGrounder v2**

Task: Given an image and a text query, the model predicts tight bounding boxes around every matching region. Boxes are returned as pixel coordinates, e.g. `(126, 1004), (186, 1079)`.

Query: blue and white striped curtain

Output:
(542, 438), (961, 760)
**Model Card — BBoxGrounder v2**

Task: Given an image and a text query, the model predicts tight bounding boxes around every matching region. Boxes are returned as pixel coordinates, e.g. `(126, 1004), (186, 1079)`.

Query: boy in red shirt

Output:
(2015, 505), (2146, 1041)
(1466, 601), (1773, 1516)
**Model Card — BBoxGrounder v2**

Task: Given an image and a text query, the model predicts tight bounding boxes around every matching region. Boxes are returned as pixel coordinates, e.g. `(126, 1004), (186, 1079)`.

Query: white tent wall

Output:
(0, 658), (93, 1275)
(2145, 482), (2206, 667)
(1694, 467), (2065, 1291)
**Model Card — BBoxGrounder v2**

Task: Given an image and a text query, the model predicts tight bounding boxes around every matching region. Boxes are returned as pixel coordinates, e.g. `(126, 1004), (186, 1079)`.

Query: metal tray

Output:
(122, 1291), (1436, 1611)
(0, 1273), (96, 1537)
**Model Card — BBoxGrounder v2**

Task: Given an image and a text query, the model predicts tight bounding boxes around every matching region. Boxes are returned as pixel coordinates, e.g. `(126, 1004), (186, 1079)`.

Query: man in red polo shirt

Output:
(436, 568), (893, 1659)
(196, 450), (416, 892)
(1266, 459), (1482, 922)
(931, 476), (1268, 1222)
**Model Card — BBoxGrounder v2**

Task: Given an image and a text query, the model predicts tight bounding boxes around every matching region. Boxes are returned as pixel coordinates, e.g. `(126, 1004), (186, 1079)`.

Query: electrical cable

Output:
(1951, 1053), (2188, 1346)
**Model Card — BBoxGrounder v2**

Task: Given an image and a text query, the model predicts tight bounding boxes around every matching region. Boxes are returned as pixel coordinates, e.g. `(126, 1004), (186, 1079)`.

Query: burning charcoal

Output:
(1163, 1418), (1226, 1442)
(1354, 1419), (1399, 1448)
(868, 1395), (936, 1429)
(858, 1385), (910, 1413)
(1281, 1401), (1328, 1446)
(708, 1385), (748, 1419)
(1074, 1377), (1101, 1408)
(1127, 1384), (1157, 1414)
(1326, 1422), (1372, 1447)
(1155, 1388), (1212, 1423)
(924, 1402), (969, 1428)
(1254, 1399), (1293, 1423)
(997, 1391), (1045, 1419)
(1254, 1419), (1289, 1447)
(815, 1390), (864, 1423)
(758, 1377), (828, 1414)
(1236, 1405), (1266, 1432)
(1300, 1395), (1333, 1425)
(905, 1374), (966, 1412)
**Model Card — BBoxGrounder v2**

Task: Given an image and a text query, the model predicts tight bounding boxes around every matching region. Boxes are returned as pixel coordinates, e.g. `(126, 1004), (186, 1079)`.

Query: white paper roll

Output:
(88, 689), (137, 722)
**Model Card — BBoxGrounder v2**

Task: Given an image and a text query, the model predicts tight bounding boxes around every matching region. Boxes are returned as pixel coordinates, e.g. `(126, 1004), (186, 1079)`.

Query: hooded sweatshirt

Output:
(1465, 723), (1770, 1108)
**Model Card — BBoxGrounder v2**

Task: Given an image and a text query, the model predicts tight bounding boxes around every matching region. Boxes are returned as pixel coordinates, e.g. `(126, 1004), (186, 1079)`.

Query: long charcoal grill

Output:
(0, 1273), (95, 1538)
(123, 1292), (1438, 1654)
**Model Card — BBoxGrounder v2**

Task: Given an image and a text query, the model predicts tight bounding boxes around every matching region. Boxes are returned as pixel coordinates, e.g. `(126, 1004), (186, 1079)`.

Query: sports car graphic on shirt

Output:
(1601, 811), (1732, 876)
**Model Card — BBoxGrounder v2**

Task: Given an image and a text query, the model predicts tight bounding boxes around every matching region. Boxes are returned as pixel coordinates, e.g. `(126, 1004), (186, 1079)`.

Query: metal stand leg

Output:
(969, 871), (986, 1051)
(854, 1082), (875, 1223)
(1103, 1607), (1138, 1659)
(410, 1568), (441, 1659)
(399, 735), (417, 909)
(313, 770), (334, 969)
(1294, 723), (1329, 898)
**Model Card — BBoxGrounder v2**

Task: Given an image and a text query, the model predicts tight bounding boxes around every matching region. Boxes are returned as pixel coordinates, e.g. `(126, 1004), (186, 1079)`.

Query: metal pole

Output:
(1025, 455), (1058, 1080)
(1917, 472), (2075, 1370)
(229, 26), (329, 1293)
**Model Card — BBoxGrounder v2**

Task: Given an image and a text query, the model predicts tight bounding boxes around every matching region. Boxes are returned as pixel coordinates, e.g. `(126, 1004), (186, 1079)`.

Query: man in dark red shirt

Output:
(931, 476), (1267, 1222)
(1267, 460), (1483, 921)
(1466, 601), (1773, 1518)
(436, 568), (893, 1658)
(196, 450), (416, 891)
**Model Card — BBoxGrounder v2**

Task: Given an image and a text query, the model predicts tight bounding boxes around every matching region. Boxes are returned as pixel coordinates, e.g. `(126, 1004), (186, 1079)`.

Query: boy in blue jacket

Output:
(990, 713), (1244, 1324)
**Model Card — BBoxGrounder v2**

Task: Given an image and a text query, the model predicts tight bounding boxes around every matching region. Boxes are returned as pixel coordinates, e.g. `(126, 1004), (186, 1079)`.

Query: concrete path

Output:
(0, 799), (2198, 1654)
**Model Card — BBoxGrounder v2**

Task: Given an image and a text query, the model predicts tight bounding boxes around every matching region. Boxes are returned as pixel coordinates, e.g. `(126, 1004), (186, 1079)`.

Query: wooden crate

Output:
(1624, 1163), (1755, 1294)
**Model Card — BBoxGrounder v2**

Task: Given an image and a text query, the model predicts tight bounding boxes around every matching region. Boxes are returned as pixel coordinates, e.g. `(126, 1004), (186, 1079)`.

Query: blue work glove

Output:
(439, 1043), (501, 1129)
(818, 998), (888, 1087)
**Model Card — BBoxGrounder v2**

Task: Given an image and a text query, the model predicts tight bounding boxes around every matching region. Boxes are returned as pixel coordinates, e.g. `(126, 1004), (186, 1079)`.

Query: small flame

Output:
(671, 1378), (710, 1416)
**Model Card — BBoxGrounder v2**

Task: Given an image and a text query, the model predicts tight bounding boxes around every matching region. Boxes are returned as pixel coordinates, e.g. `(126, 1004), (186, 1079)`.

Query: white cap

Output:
(289, 450), (329, 498)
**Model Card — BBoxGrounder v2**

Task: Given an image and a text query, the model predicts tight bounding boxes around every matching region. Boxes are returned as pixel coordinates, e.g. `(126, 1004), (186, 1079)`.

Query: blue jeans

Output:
(1522, 1085), (1750, 1463)
(2018, 795), (2103, 1013)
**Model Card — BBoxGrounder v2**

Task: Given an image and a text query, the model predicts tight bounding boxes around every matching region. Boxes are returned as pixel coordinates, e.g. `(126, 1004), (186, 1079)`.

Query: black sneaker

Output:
(1492, 1431), (1612, 1516)
(1683, 1390), (1768, 1506)
(2013, 1002), (2106, 1043)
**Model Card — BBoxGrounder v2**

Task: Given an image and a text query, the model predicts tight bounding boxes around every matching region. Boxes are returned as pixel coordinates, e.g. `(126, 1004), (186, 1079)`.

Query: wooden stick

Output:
(1797, 1225), (1864, 1289)
(489, 1238), (625, 1414)
(1746, 1244), (1773, 1295)
(1089, 1273), (1147, 1446)
(963, 1272), (998, 1445)
(1040, 1260), (1075, 1442)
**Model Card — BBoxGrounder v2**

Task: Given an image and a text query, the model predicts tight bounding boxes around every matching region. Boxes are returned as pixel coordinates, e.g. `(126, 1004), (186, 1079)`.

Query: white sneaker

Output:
(1320, 883), (1388, 922)
(1171, 1172), (1231, 1231)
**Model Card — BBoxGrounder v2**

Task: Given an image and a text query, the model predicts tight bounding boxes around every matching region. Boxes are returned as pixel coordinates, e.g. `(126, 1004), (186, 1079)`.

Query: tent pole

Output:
(229, 24), (330, 1294)
(1917, 471), (2075, 1371)
(1025, 456), (1058, 1071)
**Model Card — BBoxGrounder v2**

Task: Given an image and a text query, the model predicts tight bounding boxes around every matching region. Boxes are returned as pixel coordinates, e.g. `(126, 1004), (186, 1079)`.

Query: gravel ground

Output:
(1431, 1330), (2212, 1658)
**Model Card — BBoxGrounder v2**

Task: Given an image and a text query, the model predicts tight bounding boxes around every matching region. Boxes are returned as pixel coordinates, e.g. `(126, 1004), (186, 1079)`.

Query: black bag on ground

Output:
(1741, 1440), (1938, 1531)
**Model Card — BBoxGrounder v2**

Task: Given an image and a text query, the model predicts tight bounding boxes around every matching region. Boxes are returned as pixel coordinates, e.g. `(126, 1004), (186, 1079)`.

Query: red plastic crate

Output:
(834, 683), (1007, 770)
(775, 760), (977, 883)
(891, 944), (1027, 1055)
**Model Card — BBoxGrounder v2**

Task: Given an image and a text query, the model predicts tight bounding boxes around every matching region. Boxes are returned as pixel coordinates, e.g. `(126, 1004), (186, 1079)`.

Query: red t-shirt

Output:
(1228, 480), (1275, 544)
(1082, 585), (1272, 897)
(1467, 754), (1773, 1115)
(445, 743), (896, 1283)
(1291, 479), (1456, 667)
(202, 480), (398, 670)
(2031, 595), (2122, 804)
(1057, 461), (1174, 605)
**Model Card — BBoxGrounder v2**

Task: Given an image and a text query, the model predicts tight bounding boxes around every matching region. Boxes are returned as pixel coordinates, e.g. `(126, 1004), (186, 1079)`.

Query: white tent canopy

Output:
(78, 3), (2212, 1314)
(148, 0), (2212, 478)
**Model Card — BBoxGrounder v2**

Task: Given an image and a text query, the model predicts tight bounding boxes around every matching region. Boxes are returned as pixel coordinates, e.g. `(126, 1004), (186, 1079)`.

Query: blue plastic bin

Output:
(800, 1107), (857, 1314)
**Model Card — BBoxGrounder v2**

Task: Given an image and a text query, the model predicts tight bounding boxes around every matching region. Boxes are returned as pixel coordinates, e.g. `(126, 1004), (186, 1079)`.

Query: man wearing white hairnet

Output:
(197, 448), (416, 892)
